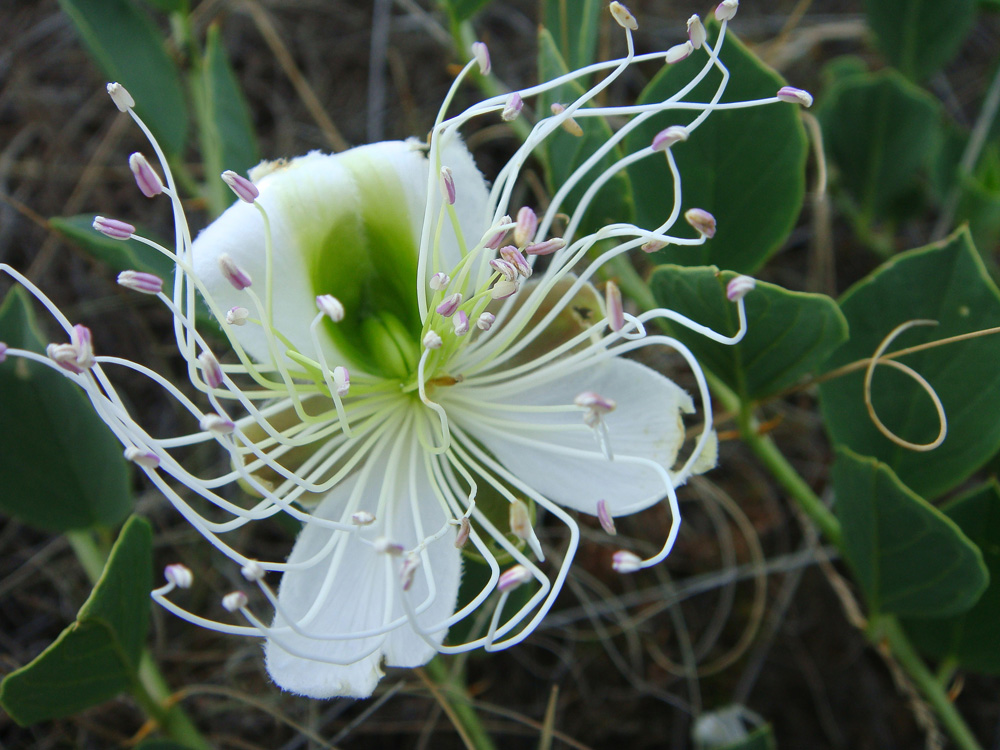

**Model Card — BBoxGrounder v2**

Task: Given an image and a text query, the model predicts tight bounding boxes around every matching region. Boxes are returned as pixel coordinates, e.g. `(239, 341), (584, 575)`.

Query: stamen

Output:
(485, 217), (511, 249)
(198, 350), (224, 389)
(491, 279), (519, 299)
(200, 413), (236, 435)
(455, 516), (471, 547)
(316, 294), (345, 322)
(221, 170), (259, 204)
(524, 237), (566, 256)
(777, 86), (814, 107)
(574, 391), (617, 427)
(641, 239), (668, 253)
(0, 342), (7, 363)
(373, 537), (404, 556)
(597, 500), (617, 535)
(125, 447), (161, 469)
(241, 561), (265, 581)
(226, 306), (250, 326)
(477, 312), (496, 331)
(685, 208), (717, 238)
(509, 499), (544, 560)
(429, 272), (451, 291)
(502, 93), (523, 122)
(500, 246), (531, 277)
(93, 216), (135, 240)
(117, 270), (163, 295)
(489, 258), (518, 281)
(400, 553), (421, 591)
(715, 0), (739, 21)
(498, 564), (532, 593)
(666, 41), (694, 64)
(352, 511), (376, 526)
(46, 324), (95, 374)
(687, 14), (706, 49)
(106, 82), (134, 111)
(424, 331), (443, 349)
(471, 41), (491, 75)
(550, 103), (584, 137)
(726, 275), (756, 301)
(652, 126), (689, 151)
(514, 207), (538, 247)
(612, 550), (643, 573)
(164, 564), (193, 589)
(222, 591), (248, 612)
(218, 253), (253, 291)
(436, 293), (463, 317)
(609, 1), (638, 31)
(454, 310), (470, 336)
(333, 366), (350, 396)
(439, 166), (457, 205)
(128, 152), (163, 198)
(605, 281), (625, 332)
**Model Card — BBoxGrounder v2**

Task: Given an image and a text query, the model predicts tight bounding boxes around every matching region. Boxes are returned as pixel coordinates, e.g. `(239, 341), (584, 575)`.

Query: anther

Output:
(525, 237), (566, 256)
(198, 350), (224, 389)
(609, 1), (638, 31)
(726, 275), (756, 301)
(333, 366), (350, 396)
(93, 216), (135, 240)
(439, 166), (456, 205)
(490, 258), (518, 282)
(502, 92), (523, 122)
(124, 446), (160, 469)
(164, 564), (193, 589)
(241, 561), (265, 581)
(423, 331), (443, 349)
(436, 293), (463, 317)
(605, 281), (624, 332)
(550, 103), (584, 137)
(491, 279), (519, 299)
(429, 272), (451, 291)
(597, 499), (617, 535)
(666, 41), (694, 64)
(471, 41), (491, 75)
(226, 306), (249, 326)
(106, 82), (134, 111)
(373, 537), (404, 556)
(0, 342), (7, 364)
(117, 270), (163, 295)
(129, 152), (163, 198)
(47, 324), (95, 374)
(316, 294), (345, 322)
(652, 126), (689, 151)
(509, 499), (544, 559)
(575, 391), (617, 428)
(222, 591), (248, 612)
(498, 564), (533, 593)
(641, 239), (668, 253)
(715, 0), (739, 22)
(454, 310), (470, 336)
(400, 554), (421, 592)
(454, 516), (471, 548)
(612, 550), (643, 573)
(218, 254), (252, 290)
(777, 86), (814, 107)
(685, 208), (717, 238)
(500, 246), (532, 278)
(514, 207), (538, 247)
(477, 312), (496, 331)
(352, 511), (376, 526)
(200, 413), (236, 435)
(687, 14), (706, 49)
(221, 170), (259, 203)
(485, 216), (511, 249)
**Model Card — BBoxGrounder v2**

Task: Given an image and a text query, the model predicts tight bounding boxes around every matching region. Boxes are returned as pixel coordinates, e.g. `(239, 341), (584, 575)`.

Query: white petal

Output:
(453, 358), (694, 516)
(264, 430), (462, 698)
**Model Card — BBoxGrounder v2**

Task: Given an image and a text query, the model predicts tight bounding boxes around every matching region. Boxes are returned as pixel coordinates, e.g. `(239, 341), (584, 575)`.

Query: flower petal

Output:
(453, 358), (694, 516)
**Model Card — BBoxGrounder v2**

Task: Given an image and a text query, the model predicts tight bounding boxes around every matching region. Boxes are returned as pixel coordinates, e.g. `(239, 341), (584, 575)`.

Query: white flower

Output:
(0, 5), (807, 699)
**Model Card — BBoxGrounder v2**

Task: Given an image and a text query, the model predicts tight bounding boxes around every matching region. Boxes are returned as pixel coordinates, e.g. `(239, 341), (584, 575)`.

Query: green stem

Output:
(424, 656), (497, 750)
(66, 529), (210, 750)
(872, 617), (983, 750)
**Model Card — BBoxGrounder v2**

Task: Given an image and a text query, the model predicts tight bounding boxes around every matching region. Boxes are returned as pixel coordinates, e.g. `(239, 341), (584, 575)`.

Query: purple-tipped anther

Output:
(226, 307), (249, 326)
(352, 511), (376, 526)
(500, 245), (532, 277)
(666, 41), (694, 64)
(502, 92), (523, 122)
(471, 41), (491, 75)
(373, 537), (405, 556)
(106, 82), (135, 112)
(423, 331), (443, 350)
(551, 103), (584, 137)
(612, 550), (643, 573)
(575, 390), (616, 428)
(218, 254), (252, 291)
(652, 126), (689, 152)
(726, 275), (756, 301)
(490, 258), (518, 281)
(685, 208), (717, 238)
(605, 281), (625, 332)
(94, 216), (135, 240)
(128, 152), (163, 198)
(429, 272), (451, 291)
(221, 170), (259, 203)
(491, 279), (519, 299)
(436, 292), (463, 317)
(715, 0), (739, 21)
(597, 500), (617, 535)
(514, 207), (538, 247)
(317, 294), (345, 322)
(200, 413), (236, 435)
(222, 591), (248, 612)
(124, 447), (160, 469)
(333, 366), (350, 396)
(485, 216), (511, 250)
(687, 14), (706, 49)
(0, 342), (7, 364)
(400, 554), (421, 592)
(164, 564), (193, 589)
(198, 350), (224, 389)
(47, 324), (95, 374)
(777, 86), (814, 108)
(609, 1), (638, 31)
(525, 237), (566, 256)
(641, 239), (668, 253)
(453, 310), (470, 336)
(477, 312), (496, 331)
(117, 270), (163, 295)
(439, 166), (456, 205)
(498, 565), (533, 593)
(454, 516), (471, 548)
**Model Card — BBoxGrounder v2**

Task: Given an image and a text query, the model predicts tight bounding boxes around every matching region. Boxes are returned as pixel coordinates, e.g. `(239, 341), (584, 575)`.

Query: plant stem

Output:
(422, 657), (497, 750)
(872, 617), (983, 750)
(67, 529), (210, 749)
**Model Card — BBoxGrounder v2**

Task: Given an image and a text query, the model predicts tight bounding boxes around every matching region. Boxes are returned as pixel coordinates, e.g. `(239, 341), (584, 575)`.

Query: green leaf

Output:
(441, 0), (493, 22)
(50, 214), (175, 280)
(832, 448), (987, 618)
(816, 69), (940, 227)
(536, 28), (634, 236)
(57, 0), (188, 155)
(818, 229), (1000, 499)
(649, 265), (848, 402)
(864, 0), (975, 81)
(196, 24), (260, 217)
(0, 288), (132, 531)
(624, 23), (807, 274)
(0, 517), (153, 725)
(136, 742), (195, 750)
(904, 481), (1000, 674)
(542, 0), (602, 71)
(139, 0), (187, 12)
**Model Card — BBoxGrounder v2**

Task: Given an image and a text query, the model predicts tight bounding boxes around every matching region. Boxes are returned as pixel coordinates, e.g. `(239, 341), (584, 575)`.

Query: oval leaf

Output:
(819, 229), (1000, 499)
(832, 448), (987, 618)
(0, 517), (153, 725)
(624, 24), (807, 273)
(649, 265), (847, 402)
(542, 0), (602, 71)
(0, 288), (132, 531)
(864, 0), (975, 81)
